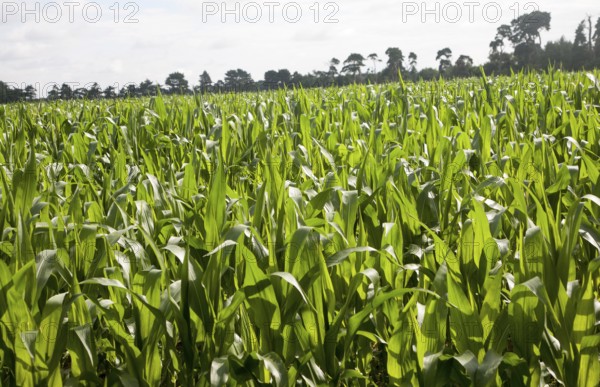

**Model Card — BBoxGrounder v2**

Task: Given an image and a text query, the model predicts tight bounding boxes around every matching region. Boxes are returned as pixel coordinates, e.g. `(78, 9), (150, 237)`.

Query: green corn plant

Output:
(0, 71), (598, 386)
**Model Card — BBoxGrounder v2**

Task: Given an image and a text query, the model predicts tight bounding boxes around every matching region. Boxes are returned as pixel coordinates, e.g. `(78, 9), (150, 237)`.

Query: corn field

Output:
(0, 70), (599, 386)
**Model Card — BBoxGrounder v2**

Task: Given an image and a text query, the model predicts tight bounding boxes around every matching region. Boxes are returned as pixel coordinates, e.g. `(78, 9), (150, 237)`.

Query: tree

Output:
(73, 87), (88, 99)
(290, 72), (304, 86)
(593, 17), (600, 63)
(510, 11), (551, 46)
(575, 20), (587, 47)
(326, 58), (340, 83)
(60, 83), (73, 99)
(103, 86), (117, 99)
(408, 52), (418, 72)
(418, 68), (440, 81)
(484, 52), (514, 75)
(48, 85), (60, 100)
(455, 55), (473, 67)
(137, 79), (155, 96)
(214, 80), (225, 92)
(544, 37), (574, 70)
(264, 69), (291, 87)
(487, 24), (515, 74)
(453, 55), (474, 77)
(310, 70), (329, 86)
(508, 11), (551, 69)
(0, 81), (21, 103)
(384, 48), (404, 79)
(278, 69), (291, 85)
(490, 24), (512, 53)
(0, 81), (6, 100)
(573, 20), (592, 69)
(199, 71), (212, 92)
(329, 58), (340, 74)
(224, 69), (254, 90)
(436, 48), (453, 74)
(587, 16), (593, 52)
(367, 53), (382, 74)
(165, 72), (189, 94)
(489, 40), (502, 54)
(24, 85), (36, 100)
(87, 83), (102, 99)
(264, 70), (279, 88)
(137, 79), (153, 96)
(341, 53), (366, 77)
(119, 84), (138, 98)
(513, 42), (544, 69)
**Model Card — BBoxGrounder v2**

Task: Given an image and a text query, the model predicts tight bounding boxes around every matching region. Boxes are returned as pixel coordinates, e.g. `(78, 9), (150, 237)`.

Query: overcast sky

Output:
(1, 0), (598, 92)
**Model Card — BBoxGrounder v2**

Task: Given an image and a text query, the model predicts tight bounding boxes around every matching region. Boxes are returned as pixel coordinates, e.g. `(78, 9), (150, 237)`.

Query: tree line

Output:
(2, 10), (600, 103)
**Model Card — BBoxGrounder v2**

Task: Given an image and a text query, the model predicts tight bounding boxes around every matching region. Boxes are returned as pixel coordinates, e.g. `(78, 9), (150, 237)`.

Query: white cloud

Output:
(1, 0), (598, 88)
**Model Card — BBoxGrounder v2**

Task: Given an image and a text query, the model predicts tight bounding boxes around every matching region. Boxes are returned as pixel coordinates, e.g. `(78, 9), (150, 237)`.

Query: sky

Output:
(1, 0), (599, 94)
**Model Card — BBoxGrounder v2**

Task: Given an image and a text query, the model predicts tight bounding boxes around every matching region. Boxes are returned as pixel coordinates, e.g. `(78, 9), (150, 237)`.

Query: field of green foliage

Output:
(0, 71), (599, 386)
